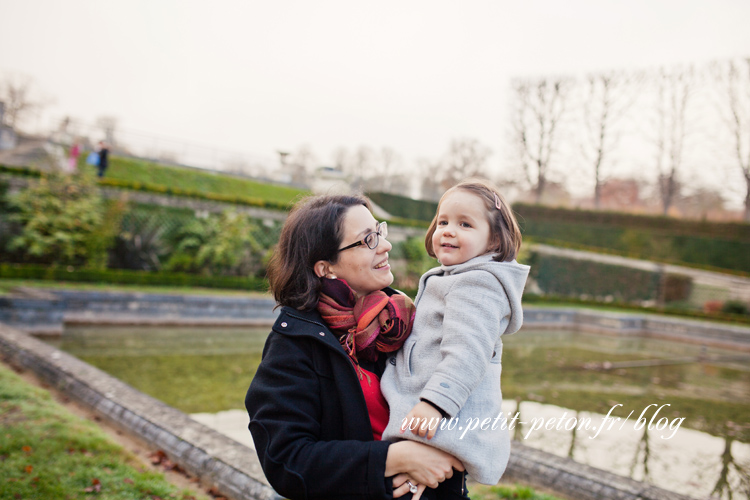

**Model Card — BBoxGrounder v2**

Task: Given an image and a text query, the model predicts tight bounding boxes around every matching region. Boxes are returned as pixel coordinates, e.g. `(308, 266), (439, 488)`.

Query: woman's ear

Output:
(313, 260), (332, 279)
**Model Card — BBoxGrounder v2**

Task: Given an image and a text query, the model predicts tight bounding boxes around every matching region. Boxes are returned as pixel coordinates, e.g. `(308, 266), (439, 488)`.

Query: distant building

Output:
(599, 178), (641, 210)
(311, 166), (352, 195)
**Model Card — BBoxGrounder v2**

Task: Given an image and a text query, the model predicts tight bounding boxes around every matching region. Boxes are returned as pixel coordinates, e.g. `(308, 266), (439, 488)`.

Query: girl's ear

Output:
(313, 260), (332, 278)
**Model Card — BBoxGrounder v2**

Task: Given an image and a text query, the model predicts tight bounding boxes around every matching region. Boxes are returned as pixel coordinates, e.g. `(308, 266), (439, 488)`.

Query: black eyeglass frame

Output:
(337, 221), (388, 252)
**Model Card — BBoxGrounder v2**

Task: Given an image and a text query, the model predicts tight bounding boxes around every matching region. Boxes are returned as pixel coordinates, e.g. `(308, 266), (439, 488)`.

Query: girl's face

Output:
(328, 205), (393, 297)
(431, 190), (493, 267)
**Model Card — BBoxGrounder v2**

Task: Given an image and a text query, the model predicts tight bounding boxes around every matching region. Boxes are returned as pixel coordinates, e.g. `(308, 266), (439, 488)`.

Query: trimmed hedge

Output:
(0, 264), (268, 291)
(367, 191), (438, 222)
(516, 207), (750, 273)
(514, 203), (750, 241)
(99, 177), (295, 211)
(530, 253), (665, 304)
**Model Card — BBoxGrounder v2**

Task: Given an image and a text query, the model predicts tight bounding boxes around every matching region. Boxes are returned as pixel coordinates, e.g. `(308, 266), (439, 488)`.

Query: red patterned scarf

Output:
(316, 278), (415, 379)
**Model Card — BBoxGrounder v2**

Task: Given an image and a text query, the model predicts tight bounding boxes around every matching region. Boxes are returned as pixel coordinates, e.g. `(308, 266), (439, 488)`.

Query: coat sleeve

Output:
(419, 272), (508, 418)
(245, 332), (393, 500)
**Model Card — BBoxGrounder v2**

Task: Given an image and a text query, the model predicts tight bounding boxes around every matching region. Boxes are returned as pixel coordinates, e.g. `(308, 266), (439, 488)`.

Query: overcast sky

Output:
(1, 0), (749, 204)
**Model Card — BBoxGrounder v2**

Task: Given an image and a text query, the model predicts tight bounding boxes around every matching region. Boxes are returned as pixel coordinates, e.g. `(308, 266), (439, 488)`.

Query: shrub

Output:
(722, 300), (749, 316)
(6, 171), (125, 270)
(165, 210), (268, 277)
(391, 236), (437, 291)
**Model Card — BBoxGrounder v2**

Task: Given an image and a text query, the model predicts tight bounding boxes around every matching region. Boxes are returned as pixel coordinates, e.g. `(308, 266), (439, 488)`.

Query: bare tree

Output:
(331, 147), (352, 172)
(440, 138), (492, 188)
(417, 157), (444, 202)
(580, 71), (640, 208)
(0, 74), (43, 130)
(361, 147), (407, 195)
(378, 146), (402, 192)
(96, 115), (118, 146)
(511, 77), (572, 203)
(354, 146), (375, 184)
(651, 65), (695, 215)
(713, 58), (750, 221)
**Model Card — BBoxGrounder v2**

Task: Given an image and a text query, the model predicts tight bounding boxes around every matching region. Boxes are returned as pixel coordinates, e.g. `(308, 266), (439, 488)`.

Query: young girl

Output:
(381, 178), (529, 497)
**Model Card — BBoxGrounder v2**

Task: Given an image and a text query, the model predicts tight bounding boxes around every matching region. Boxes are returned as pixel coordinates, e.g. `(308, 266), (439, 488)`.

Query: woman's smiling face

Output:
(431, 189), (492, 267)
(328, 205), (393, 297)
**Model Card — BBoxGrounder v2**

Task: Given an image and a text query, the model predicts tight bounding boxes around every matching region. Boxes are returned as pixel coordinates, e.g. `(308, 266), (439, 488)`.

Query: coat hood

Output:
(424, 253), (530, 336)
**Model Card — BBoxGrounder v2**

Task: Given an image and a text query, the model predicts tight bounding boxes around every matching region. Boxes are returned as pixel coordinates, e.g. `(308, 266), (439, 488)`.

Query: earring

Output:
(326, 274), (337, 279)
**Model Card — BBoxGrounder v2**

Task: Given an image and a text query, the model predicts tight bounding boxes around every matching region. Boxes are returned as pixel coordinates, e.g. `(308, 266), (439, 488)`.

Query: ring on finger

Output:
(406, 480), (418, 494)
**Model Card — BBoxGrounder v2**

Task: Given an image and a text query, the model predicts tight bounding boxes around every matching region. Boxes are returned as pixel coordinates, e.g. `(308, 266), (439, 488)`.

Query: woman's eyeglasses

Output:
(338, 222), (388, 252)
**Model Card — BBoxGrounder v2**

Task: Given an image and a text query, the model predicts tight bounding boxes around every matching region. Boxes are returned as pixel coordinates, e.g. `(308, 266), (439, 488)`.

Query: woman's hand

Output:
(385, 441), (464, 489)
(392, 474), (427, 499)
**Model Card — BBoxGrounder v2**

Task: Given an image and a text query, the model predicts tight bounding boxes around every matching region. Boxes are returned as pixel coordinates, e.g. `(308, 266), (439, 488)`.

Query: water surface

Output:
(49, 326), (750, 499)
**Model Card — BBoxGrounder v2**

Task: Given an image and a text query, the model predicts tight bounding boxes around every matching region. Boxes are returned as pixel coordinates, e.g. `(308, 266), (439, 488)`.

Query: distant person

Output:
(66, 139), (81, 173)
(96, 141), (109, 177)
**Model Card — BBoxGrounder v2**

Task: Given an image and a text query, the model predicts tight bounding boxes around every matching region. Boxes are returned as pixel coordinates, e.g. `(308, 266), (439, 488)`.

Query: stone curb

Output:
(0, 290), (280, 334)
(0, 322), (282, 500)
(523, 307), (750, 351)
(506, 444), (692, 500)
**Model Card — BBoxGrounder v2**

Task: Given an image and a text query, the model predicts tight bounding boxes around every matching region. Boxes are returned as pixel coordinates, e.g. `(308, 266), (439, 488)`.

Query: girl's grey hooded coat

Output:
(381, 254), (530, 484)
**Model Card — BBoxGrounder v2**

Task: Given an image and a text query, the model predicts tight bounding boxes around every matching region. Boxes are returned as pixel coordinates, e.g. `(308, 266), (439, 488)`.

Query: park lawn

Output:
(107, 156), (309, 205)
(470, 483), (564, 500)
(0, 362), (210, 500)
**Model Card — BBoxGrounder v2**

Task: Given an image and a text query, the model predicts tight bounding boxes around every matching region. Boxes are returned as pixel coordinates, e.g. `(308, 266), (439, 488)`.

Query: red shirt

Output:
(358, 366), (390, 441)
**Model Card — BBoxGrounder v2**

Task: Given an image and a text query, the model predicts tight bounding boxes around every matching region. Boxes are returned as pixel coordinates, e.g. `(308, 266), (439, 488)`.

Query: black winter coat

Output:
(245, 304), (396, 500)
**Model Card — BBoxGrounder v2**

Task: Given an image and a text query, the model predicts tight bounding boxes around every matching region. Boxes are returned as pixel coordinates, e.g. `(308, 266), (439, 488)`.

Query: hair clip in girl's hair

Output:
(494, 192), (502, 210)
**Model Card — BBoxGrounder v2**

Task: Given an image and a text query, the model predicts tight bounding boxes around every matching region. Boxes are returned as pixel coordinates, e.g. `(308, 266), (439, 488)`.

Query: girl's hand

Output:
(385, 441), (464, 489)
(392, 474), (426, 499)
(401, 401), (443, 439)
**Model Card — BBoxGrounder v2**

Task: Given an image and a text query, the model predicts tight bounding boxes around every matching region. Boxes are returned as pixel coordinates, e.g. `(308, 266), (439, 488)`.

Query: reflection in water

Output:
(508, 400), (750, 498)
(49, 326), (750, 499)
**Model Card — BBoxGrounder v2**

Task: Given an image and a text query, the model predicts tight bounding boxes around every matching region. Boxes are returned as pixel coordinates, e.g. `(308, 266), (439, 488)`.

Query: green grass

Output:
(0, 362), (209, 500)
(470, 483), (564, 500)
(106, 156), (308, 205)
(0, 278), (270, 298)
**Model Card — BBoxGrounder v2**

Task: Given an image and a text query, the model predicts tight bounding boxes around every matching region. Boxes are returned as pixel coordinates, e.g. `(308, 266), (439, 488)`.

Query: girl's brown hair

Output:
(267, 194), (371, 310)
(425, 178), (522, 262)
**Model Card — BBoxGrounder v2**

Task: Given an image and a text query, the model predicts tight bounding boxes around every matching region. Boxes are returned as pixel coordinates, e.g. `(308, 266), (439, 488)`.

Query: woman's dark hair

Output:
(425, 178), (522, 263)
(267, 194), (371, 310)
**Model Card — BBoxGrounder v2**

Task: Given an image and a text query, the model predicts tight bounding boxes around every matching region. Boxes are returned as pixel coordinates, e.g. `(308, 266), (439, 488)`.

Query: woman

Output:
(245, 194), (462, 500)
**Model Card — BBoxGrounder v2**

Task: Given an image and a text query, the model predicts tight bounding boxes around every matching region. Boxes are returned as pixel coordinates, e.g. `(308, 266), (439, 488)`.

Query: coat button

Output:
(319, 332), (325, 336)
(280, 322), (288, 327)
(440, 382), (450, 388)
(389, 357), (396, 365)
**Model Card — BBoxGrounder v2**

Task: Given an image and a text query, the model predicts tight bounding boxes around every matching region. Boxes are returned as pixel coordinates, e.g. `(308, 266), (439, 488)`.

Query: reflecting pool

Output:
(49, 326), (750, 499)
